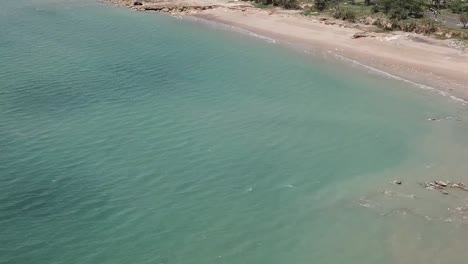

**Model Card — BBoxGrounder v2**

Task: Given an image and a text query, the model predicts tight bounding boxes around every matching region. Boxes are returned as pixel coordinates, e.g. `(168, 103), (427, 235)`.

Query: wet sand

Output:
(194, 7), (468, 101)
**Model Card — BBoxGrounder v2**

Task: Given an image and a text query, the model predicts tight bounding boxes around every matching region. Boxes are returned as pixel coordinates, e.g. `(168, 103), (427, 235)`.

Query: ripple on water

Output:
(2, 1), (468, 264)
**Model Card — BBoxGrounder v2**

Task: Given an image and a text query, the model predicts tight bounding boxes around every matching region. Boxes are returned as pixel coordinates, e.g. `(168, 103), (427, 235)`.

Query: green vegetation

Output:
(449, 0), (468, 13)
(373, 0), (425, 20)
(396, 18), (438, 33)
(305, 0), (365, 21)
(300, 0), (467, 37)
(249, 0), (468, 38)
(345, 3), (373, 16)
(461, 13), (468, 28)
(243, 0), (300, 9)
(332, 8), (357, 21)
(313, 0), (328, 11)
(252, 2), (273, 8)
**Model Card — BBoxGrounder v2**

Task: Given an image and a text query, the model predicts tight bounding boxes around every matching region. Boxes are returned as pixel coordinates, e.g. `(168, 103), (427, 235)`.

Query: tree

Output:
(450, 0), (468, 14)
(314, 0), (329, 11)
(461, 12), (468, 28)
(328, 0), (340, 9)
(278, 0), (300, 9)
(376, 0), (426, 20)
(246, 0), (300, 9)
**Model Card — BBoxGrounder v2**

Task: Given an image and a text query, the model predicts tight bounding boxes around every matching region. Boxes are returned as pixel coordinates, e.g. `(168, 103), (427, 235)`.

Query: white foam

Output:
(186, 16), (277, 44)
(331, 53), (468, 105)
(248, 32), (276, 44)
(170, 15), (183, 20)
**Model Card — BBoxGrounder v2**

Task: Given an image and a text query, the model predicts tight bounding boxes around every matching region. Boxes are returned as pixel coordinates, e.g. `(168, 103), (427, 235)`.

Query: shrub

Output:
(395, 19), (437, 34)
(388, 6), (410, 20)
(414, 19), (437, 34)
(246, 0), (300, 9)
(461, 13), (468, 28)
(374, 17), (394, 30)
(314, 0), (328, 11)
(276, 0), (300, 9)
(332, 8), (357, 22)
(371, 4), (380, 14)
(374, 18), (437, 34)
(450, 0), (468, 14)
(376, 0), (425, 20)
(396, 19), (418, 32)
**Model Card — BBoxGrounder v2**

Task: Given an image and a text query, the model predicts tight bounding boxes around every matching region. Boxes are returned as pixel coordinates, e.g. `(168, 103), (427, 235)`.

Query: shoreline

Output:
(104, 0), (468, 102)
(193, 8), (468, 101)
(189, 14), (468, 104)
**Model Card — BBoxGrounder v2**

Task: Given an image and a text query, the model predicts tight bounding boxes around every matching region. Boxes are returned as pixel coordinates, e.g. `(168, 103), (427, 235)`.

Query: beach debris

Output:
(427, 116), (460, 122)
(393, 180), (403, 185)
(436, 180), (448, 187)
(384, 35), (401, 41)
(449, 205), (468, 214)
(352, 32), (374, 39)
(352, 32), (368, 39)
(421, 181), (468, 193)
(138, 4), (219, 14)
(451, 183), (464, 189)
(449, 182), (468, 191)
(133, 1), (143, 6)
(423, 181), (447, 190)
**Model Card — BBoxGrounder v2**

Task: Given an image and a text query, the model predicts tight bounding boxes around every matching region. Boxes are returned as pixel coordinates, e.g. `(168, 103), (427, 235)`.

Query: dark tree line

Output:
(245, 0), (300, 9)
(374, 0), (426, 20)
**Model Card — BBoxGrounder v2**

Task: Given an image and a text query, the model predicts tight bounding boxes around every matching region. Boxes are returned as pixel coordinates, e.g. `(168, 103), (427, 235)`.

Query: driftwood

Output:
(421, 181), (468, 192)
(352, 31), (377, 39)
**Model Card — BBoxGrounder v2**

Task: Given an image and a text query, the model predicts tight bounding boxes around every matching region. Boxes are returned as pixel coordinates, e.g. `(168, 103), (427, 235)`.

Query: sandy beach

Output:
(107, 0), (468, 101)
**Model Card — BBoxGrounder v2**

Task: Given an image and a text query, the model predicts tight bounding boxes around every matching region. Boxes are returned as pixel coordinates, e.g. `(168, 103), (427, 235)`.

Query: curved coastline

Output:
(185, 14), (468, 105)
(190, 9), (468, 101)
(102, 0), (468, 102)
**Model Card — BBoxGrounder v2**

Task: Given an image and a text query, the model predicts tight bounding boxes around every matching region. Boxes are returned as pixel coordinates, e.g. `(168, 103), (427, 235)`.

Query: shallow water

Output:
(1, 1), (468, 263)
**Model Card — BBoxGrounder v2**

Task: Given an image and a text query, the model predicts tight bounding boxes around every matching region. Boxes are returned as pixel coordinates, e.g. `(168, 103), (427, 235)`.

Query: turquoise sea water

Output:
(2, 1), (468, 263)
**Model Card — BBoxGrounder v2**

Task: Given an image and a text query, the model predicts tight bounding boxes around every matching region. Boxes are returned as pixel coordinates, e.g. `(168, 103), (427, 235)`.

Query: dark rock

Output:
(133, 1), (143, 6)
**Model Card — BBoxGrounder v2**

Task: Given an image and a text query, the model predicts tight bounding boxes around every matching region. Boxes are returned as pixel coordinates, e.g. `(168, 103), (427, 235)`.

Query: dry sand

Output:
(107, 0), (468, 100)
